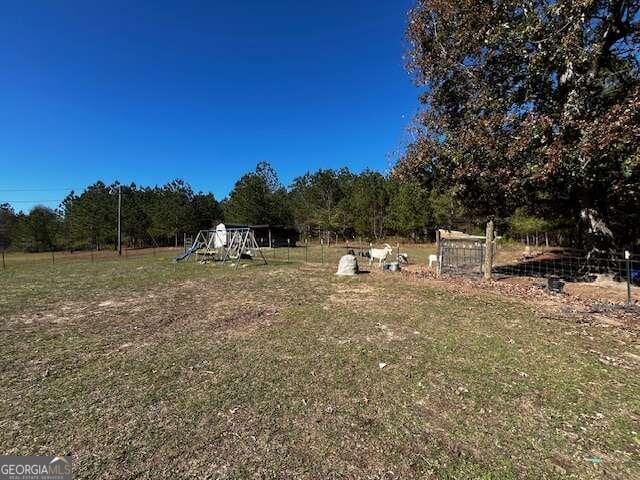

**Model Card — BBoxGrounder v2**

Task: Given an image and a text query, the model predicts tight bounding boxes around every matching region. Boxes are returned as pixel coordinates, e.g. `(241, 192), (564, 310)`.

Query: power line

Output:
(1, 200), (63, 203)
(0, 188), (75, 192)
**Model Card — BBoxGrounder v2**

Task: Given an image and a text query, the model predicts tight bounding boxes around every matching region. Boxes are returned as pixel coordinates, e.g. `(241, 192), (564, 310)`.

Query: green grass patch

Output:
(1, 254), (638, 478)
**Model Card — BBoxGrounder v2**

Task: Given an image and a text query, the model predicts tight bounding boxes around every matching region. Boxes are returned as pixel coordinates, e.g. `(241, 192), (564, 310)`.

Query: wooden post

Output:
(435, 229), (441, 252)
(484, 220), (494, 281)
(51, 250), (55, 265)
(626, 251), (632, 306)
(268, 228), (272, 249)
(2, 249), (5, 271)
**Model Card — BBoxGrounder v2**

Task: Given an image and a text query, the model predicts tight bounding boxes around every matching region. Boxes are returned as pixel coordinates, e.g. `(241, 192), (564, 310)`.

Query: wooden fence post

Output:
(626, 250), (632, 306)
(484, 220), (494, 281)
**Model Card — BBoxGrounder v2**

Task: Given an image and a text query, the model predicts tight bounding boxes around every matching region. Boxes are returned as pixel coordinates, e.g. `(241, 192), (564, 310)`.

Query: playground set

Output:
(175, 224), (267, 269)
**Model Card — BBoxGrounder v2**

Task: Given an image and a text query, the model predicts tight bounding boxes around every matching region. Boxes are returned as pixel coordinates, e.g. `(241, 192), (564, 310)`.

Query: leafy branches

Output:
(397, 0), (640, 246)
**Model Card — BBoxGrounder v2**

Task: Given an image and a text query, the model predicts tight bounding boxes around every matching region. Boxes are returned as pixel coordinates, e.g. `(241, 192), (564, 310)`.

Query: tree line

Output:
(0, 161), (475, 252)
(0, 179), (222, 252)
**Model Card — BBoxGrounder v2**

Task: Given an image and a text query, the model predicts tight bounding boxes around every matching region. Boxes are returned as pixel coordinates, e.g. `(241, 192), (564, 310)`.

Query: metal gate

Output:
(438, 238), (486, 276)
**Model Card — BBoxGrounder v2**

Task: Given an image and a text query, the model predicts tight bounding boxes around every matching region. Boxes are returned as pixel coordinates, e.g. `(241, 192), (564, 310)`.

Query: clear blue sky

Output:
(0, 0), (419, 212)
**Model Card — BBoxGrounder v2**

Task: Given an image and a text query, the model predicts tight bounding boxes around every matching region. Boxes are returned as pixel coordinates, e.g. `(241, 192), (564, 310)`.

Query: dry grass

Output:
(1, 252), (639, 479)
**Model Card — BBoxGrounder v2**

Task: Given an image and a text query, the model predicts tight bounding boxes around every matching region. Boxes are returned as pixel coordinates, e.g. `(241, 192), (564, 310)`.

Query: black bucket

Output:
(548, 276), (565, 293)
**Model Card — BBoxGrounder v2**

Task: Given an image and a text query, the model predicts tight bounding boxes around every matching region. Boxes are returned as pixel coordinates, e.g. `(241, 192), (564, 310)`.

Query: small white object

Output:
(214, 223), (227, 248)
(378, 362), (387, 369)
(428, 254), (438, 267)
(625, 250), (631, 260)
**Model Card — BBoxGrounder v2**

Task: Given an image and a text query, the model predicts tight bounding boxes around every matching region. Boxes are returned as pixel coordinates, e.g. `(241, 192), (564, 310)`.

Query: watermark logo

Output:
(0, 456), (72, 480)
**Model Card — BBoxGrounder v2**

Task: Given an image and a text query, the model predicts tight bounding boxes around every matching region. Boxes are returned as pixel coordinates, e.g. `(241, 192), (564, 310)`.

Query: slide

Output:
(175, 241), (204, 262)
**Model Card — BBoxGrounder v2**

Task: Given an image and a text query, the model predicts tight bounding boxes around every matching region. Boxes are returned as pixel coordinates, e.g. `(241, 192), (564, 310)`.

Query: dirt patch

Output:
(566, 279), (637, 304)
(328, 283), (379, 308)
(217, 307), (280, 338)
(401, 265), (640, 332)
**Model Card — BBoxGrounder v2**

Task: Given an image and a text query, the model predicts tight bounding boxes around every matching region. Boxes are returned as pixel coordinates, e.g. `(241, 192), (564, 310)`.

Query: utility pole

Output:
(117, 185), (122, 256)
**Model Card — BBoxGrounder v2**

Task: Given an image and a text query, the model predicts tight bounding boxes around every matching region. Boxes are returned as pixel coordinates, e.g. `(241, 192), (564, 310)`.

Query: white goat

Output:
(369, 243), (393, 267)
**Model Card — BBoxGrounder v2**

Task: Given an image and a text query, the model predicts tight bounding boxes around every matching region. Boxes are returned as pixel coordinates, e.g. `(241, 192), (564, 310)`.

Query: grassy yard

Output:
(1, 252), (638, 479)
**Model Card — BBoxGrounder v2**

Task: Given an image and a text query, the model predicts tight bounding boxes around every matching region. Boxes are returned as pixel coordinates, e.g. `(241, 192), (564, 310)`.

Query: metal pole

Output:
(117, 185), (122, 256)
(305, 239), (308, 263)
(2, 249), (5, 270)
(51, 249), (55, 264)
(626, 250), (631, 306)
(321, 239), (324, 264)
(287, 239), (290, 262)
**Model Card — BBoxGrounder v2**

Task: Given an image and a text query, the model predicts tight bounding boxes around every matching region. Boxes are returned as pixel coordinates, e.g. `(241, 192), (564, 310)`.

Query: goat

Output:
(369, 243), (393, 267)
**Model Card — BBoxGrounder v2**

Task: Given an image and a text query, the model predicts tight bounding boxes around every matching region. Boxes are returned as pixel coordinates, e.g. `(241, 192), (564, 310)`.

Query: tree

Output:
(191, 192), (223, 232)
(387, 181), (431, 240)
(14, 206), (62, 252)
(224, 162), (292, 226)
(348, 170), (390, 240)
(429, 189), (466, 231)
(120, 184), (152, 248)
(0, 203), (17, 250)
(396, 0), (640, 247)
(508, 208), (549, 246)
(289, 168), (354, 237)
(61, 182), (115, 249)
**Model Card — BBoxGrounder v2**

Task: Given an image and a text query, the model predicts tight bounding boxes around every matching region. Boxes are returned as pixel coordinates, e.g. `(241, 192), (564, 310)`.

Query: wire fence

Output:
(493, 248), (640, 284)
(0, 241), (434, 270)
(3, 241), (638, 305)
(0, 247), (182, 269)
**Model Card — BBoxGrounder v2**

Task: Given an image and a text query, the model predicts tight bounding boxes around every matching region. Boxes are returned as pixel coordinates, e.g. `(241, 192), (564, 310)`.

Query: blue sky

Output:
(0, 0), (419, 212)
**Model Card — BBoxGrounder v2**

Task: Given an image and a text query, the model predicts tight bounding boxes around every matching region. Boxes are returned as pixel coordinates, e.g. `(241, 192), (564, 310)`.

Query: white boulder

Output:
(336, 254), (358, 276)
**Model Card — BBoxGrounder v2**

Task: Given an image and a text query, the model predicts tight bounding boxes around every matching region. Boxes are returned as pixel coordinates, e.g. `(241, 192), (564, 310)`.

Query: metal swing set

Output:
(176, 226), (268, 269)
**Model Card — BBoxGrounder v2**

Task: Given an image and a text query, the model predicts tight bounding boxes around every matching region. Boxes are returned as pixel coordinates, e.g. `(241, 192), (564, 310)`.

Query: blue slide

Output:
(175, 242), (204, 262)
